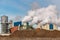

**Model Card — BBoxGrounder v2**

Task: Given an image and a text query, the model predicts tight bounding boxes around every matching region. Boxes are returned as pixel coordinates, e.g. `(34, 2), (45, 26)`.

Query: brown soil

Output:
(0, 29), (60, 40)
(9, 29), (60, 38)
(0, 29), (60, 38)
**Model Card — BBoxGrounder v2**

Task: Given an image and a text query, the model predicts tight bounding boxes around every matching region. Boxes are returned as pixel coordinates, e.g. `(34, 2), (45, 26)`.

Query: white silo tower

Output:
(1, 15), (8, 33)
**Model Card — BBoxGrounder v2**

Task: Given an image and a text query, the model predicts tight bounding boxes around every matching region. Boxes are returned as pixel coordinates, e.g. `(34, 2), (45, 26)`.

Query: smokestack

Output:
(9, 20), (13, 28)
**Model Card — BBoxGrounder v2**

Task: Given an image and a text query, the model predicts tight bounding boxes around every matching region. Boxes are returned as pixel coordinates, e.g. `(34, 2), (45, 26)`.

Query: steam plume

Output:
(22, 5), (59, 26)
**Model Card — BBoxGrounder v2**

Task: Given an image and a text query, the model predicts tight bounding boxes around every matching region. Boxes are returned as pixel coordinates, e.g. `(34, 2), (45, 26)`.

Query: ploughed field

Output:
(0, 29), (60, 40)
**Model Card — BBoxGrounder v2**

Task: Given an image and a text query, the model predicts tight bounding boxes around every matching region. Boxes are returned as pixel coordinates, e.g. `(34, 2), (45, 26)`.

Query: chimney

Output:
(9, 20), (13, 28)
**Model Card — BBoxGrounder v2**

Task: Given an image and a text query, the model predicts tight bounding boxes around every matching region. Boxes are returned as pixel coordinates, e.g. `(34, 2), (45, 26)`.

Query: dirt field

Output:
(10, 29), (60, 38)
(0, 29), (60, 40)
(0, 37), (60, 40)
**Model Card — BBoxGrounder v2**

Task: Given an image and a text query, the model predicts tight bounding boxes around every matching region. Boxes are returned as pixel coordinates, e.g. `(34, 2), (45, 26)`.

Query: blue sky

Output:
(0, 0), (59, 20)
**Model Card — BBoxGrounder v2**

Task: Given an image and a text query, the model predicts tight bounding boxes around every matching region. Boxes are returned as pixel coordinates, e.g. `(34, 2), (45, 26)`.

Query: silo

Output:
(1, 15), (8, 33)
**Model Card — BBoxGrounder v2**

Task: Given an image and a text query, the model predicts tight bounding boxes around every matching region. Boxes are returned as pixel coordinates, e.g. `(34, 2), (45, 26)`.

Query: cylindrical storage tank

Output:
(1, 15), (8, 33)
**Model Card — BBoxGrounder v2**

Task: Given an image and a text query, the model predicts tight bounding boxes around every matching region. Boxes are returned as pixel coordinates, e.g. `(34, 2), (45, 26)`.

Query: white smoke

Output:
(30, 16), (39, 25)
(28, 10), (35, 17)
(22, 5), (59, 26)
(22, 16), (32, 22)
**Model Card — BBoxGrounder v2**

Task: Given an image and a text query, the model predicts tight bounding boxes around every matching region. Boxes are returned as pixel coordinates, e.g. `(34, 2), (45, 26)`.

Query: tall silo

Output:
(1, 15), (8, 33)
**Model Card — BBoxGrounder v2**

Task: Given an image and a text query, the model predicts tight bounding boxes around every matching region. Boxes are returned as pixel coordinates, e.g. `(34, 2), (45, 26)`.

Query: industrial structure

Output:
(0, 15), (13, 35)
(9, 20), (13, 28)
(37, 23), (58, 30)
(20, 22), (33, 30)
(42, 23), (57, 30)
(14, 22), (33, 30)
(1, 15), (8, 33)
(10, 22), (34, 33)
(0, 15), (58, 36)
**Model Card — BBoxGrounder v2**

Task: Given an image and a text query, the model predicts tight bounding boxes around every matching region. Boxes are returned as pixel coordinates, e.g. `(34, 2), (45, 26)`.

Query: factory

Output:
(0, 15), (58, 33)
(10, 21), (33, 33)
(0, 15), (58, 36)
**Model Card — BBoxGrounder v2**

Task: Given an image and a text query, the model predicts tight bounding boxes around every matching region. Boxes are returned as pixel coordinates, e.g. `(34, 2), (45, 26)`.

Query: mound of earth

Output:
(10, 29), (60, 38)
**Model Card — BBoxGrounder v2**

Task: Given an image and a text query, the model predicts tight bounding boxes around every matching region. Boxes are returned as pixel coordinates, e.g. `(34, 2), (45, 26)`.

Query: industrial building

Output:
(14, 21), (33, 30)
(21, 22), (33, 30)
(10, 22), (29, 33)
(22, 22), (29, 29)
(0, 15), (58, 34)
(37, 23), (58, 30)
(14, 22), (28, 30)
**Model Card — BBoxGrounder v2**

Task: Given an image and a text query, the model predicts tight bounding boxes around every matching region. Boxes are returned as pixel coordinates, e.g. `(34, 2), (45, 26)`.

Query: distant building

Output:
(13, 21), (33, 30)
(41, 23), (58, 30)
